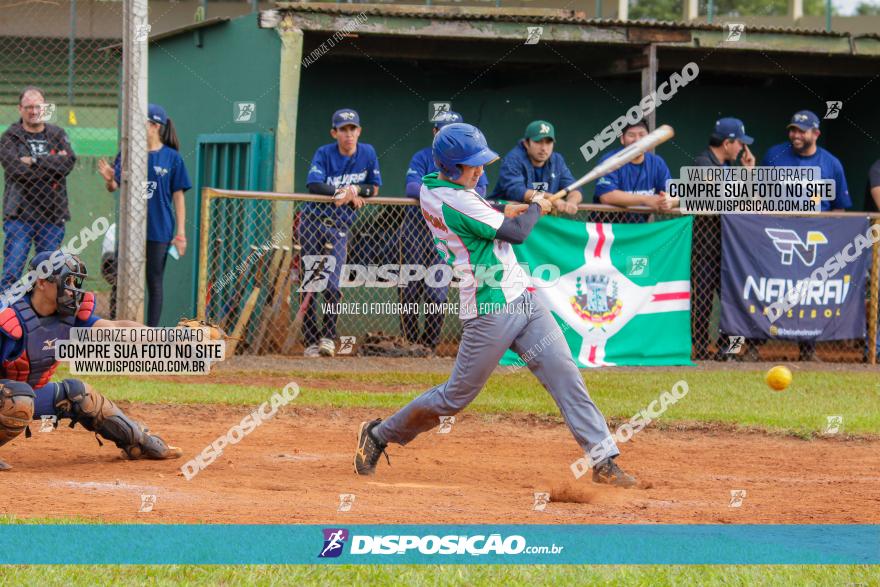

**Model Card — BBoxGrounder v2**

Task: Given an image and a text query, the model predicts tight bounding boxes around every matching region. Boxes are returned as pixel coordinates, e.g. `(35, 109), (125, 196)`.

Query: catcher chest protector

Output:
(0, 293), (95, 388)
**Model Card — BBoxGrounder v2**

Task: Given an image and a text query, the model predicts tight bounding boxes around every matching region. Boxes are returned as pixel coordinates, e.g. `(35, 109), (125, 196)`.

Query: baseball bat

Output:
(278, 242), (303, 355)
(221, 245), (261, 331)
(549, 124), (675, 202)
(262, 246), (295, 354)
(253, 245), (289, 353)
(227, 287), (260, 356)
(285, 242), (334, 354)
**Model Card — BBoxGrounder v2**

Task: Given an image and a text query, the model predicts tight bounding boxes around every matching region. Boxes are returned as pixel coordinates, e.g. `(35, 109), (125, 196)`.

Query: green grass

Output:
(0, 564), (876, 586)
(67, 366), (880, 436)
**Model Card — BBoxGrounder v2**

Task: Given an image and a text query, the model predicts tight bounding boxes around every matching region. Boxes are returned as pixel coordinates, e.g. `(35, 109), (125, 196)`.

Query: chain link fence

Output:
(0, 0), (122, 316)
(199, 187), (880, 364)
(0, 3), (122, 312)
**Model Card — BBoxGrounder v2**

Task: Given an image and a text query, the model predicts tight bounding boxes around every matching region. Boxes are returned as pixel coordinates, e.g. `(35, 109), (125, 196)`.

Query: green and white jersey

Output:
(420, 172), (528, 319)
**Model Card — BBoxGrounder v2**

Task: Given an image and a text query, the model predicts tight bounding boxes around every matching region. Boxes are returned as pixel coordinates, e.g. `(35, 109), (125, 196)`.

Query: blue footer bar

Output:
(0, 525), (877, 564)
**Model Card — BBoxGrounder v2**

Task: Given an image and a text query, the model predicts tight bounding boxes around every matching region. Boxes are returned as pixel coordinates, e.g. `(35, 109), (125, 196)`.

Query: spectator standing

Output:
(98, 103), (192, 327)
(0, 87), (76, 290)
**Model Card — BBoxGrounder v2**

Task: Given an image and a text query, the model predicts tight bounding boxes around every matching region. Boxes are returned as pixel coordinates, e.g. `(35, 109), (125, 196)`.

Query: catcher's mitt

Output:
(177, 317), (230, 341)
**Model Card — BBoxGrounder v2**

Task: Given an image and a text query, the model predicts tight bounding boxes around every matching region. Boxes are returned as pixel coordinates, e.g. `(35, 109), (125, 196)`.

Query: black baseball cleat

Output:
(592, 457), (637, 488)
(354, 419), (390, 476)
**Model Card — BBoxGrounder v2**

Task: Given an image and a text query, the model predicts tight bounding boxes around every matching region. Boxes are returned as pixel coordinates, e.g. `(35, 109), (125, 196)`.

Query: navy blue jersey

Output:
(304, 142), (382, 225)
(114, 145), (192, 242)
(761, 142), (851, 211)
(490, 142), (576, 202)
(592, 149), (671, 203)
(405, 147), (488, 196)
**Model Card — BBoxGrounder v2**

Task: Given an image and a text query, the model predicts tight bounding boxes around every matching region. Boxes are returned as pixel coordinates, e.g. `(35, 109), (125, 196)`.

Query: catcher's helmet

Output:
(432, 123), (499, 181)
(29, 251), (88, 317)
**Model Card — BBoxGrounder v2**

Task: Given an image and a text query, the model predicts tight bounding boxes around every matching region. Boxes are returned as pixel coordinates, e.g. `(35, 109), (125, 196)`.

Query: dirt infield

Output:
(0, 403), (877, 524)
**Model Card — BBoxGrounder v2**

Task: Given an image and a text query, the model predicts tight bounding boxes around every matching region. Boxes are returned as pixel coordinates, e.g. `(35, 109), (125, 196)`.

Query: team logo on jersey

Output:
(153, 165), (169, 177)
(764, 229), (828, 266)
(571, 274), (623, 328)
(318, 528), (349, 558)
(422, 209), (448, 232)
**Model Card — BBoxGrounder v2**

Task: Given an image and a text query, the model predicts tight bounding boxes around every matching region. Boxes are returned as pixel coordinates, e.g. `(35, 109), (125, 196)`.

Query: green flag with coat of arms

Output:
(502, 215), (694, 367)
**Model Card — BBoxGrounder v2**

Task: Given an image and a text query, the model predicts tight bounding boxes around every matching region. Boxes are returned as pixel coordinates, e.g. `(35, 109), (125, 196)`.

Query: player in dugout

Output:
(302, 108), (382, 358)
(691, 117), (757, 361)
(399, 111), (488, 355)
(0, 251), (182, 471)
(761, 110), (852, 362)
(593, 120), (676, 220)
(490, 120), (582, 215)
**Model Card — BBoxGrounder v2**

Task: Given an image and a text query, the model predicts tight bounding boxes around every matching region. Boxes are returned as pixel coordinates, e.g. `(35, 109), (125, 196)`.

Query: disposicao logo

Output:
(318, 528), (349, 558)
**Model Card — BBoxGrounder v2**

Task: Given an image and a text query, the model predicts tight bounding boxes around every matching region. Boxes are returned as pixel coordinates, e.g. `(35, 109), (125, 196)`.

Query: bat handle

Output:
(548, 188), (569, 203)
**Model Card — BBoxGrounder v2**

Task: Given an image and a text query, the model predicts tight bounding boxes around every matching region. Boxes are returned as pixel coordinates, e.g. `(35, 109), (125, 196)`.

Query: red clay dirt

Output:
(0, 403), (877, 524)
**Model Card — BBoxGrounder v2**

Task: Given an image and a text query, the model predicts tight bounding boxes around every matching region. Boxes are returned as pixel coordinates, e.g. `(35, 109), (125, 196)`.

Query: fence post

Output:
(197, 188), (214, 319)
(117, 0), (149, 322)
(869, 219), (879, 365)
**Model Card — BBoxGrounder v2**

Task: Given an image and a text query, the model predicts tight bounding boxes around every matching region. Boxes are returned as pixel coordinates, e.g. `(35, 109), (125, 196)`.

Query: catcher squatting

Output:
(354, 122), (638, 488)
(0, 251), (182, 470)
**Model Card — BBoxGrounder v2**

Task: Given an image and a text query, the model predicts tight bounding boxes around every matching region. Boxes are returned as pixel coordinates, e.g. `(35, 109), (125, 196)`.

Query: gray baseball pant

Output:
(372, 290), (618, 461)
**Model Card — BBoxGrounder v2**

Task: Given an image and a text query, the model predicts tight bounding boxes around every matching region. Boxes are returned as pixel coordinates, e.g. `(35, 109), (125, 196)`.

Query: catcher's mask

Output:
(29, 251), (88, 317)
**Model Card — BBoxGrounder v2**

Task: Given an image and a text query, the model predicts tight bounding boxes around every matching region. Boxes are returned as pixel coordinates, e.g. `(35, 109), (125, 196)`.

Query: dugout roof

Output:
(263, 3), (880, 78)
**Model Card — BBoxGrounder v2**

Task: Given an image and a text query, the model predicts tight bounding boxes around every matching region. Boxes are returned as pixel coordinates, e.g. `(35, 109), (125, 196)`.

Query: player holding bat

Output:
(354, 123), (638, 487)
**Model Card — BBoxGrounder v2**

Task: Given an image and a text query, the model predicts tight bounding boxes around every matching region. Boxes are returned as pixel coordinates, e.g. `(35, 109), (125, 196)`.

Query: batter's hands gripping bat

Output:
(548, 124), (675, 202)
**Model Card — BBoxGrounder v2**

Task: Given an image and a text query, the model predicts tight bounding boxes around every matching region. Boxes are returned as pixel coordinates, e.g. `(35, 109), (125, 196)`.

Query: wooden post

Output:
(196, 187), (214, 319)
(641, 44), (657, 134)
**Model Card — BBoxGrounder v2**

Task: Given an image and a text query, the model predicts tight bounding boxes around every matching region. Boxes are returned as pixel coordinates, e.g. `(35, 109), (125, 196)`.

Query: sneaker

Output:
(123, 431), (183, 460)
(592, 457), (637, 488)
(354, 419), (390, 476)
(319, 338), (336, 357)
(303, 345), (320, 358)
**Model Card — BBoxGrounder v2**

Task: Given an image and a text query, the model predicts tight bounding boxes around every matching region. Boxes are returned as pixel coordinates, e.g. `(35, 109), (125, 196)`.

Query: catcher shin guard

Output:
(0, 381), (35, 470)
(55, 379), (182, 460)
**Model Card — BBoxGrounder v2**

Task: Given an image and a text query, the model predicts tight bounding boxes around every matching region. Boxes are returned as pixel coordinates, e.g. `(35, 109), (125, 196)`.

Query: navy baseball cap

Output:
(712, 117), (754, 145)
(332, 108), (360, 129)
(147, 103), (167, 126)
(433, 111), (463, 129)
(788, 110), (820, 131)
(29, 250), (55, 271)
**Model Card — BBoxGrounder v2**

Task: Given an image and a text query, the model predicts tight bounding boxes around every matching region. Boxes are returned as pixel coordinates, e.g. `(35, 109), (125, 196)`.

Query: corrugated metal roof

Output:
(274, 3), (880, 39)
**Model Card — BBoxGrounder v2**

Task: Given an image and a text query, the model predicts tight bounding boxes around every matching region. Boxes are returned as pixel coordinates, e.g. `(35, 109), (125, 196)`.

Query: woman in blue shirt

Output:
(98, 104), (192, 326)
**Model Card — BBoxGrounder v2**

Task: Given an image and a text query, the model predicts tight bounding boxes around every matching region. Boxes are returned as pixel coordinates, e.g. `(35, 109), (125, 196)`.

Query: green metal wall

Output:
(149, 17), (280, 324)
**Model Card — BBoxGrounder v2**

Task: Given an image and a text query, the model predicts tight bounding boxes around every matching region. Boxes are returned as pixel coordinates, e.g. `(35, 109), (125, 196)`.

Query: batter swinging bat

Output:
(548, 124), (675, 202)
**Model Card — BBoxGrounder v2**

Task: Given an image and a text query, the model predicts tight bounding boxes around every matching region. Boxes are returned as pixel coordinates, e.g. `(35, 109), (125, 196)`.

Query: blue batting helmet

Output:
(432, 123), (499, 181)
